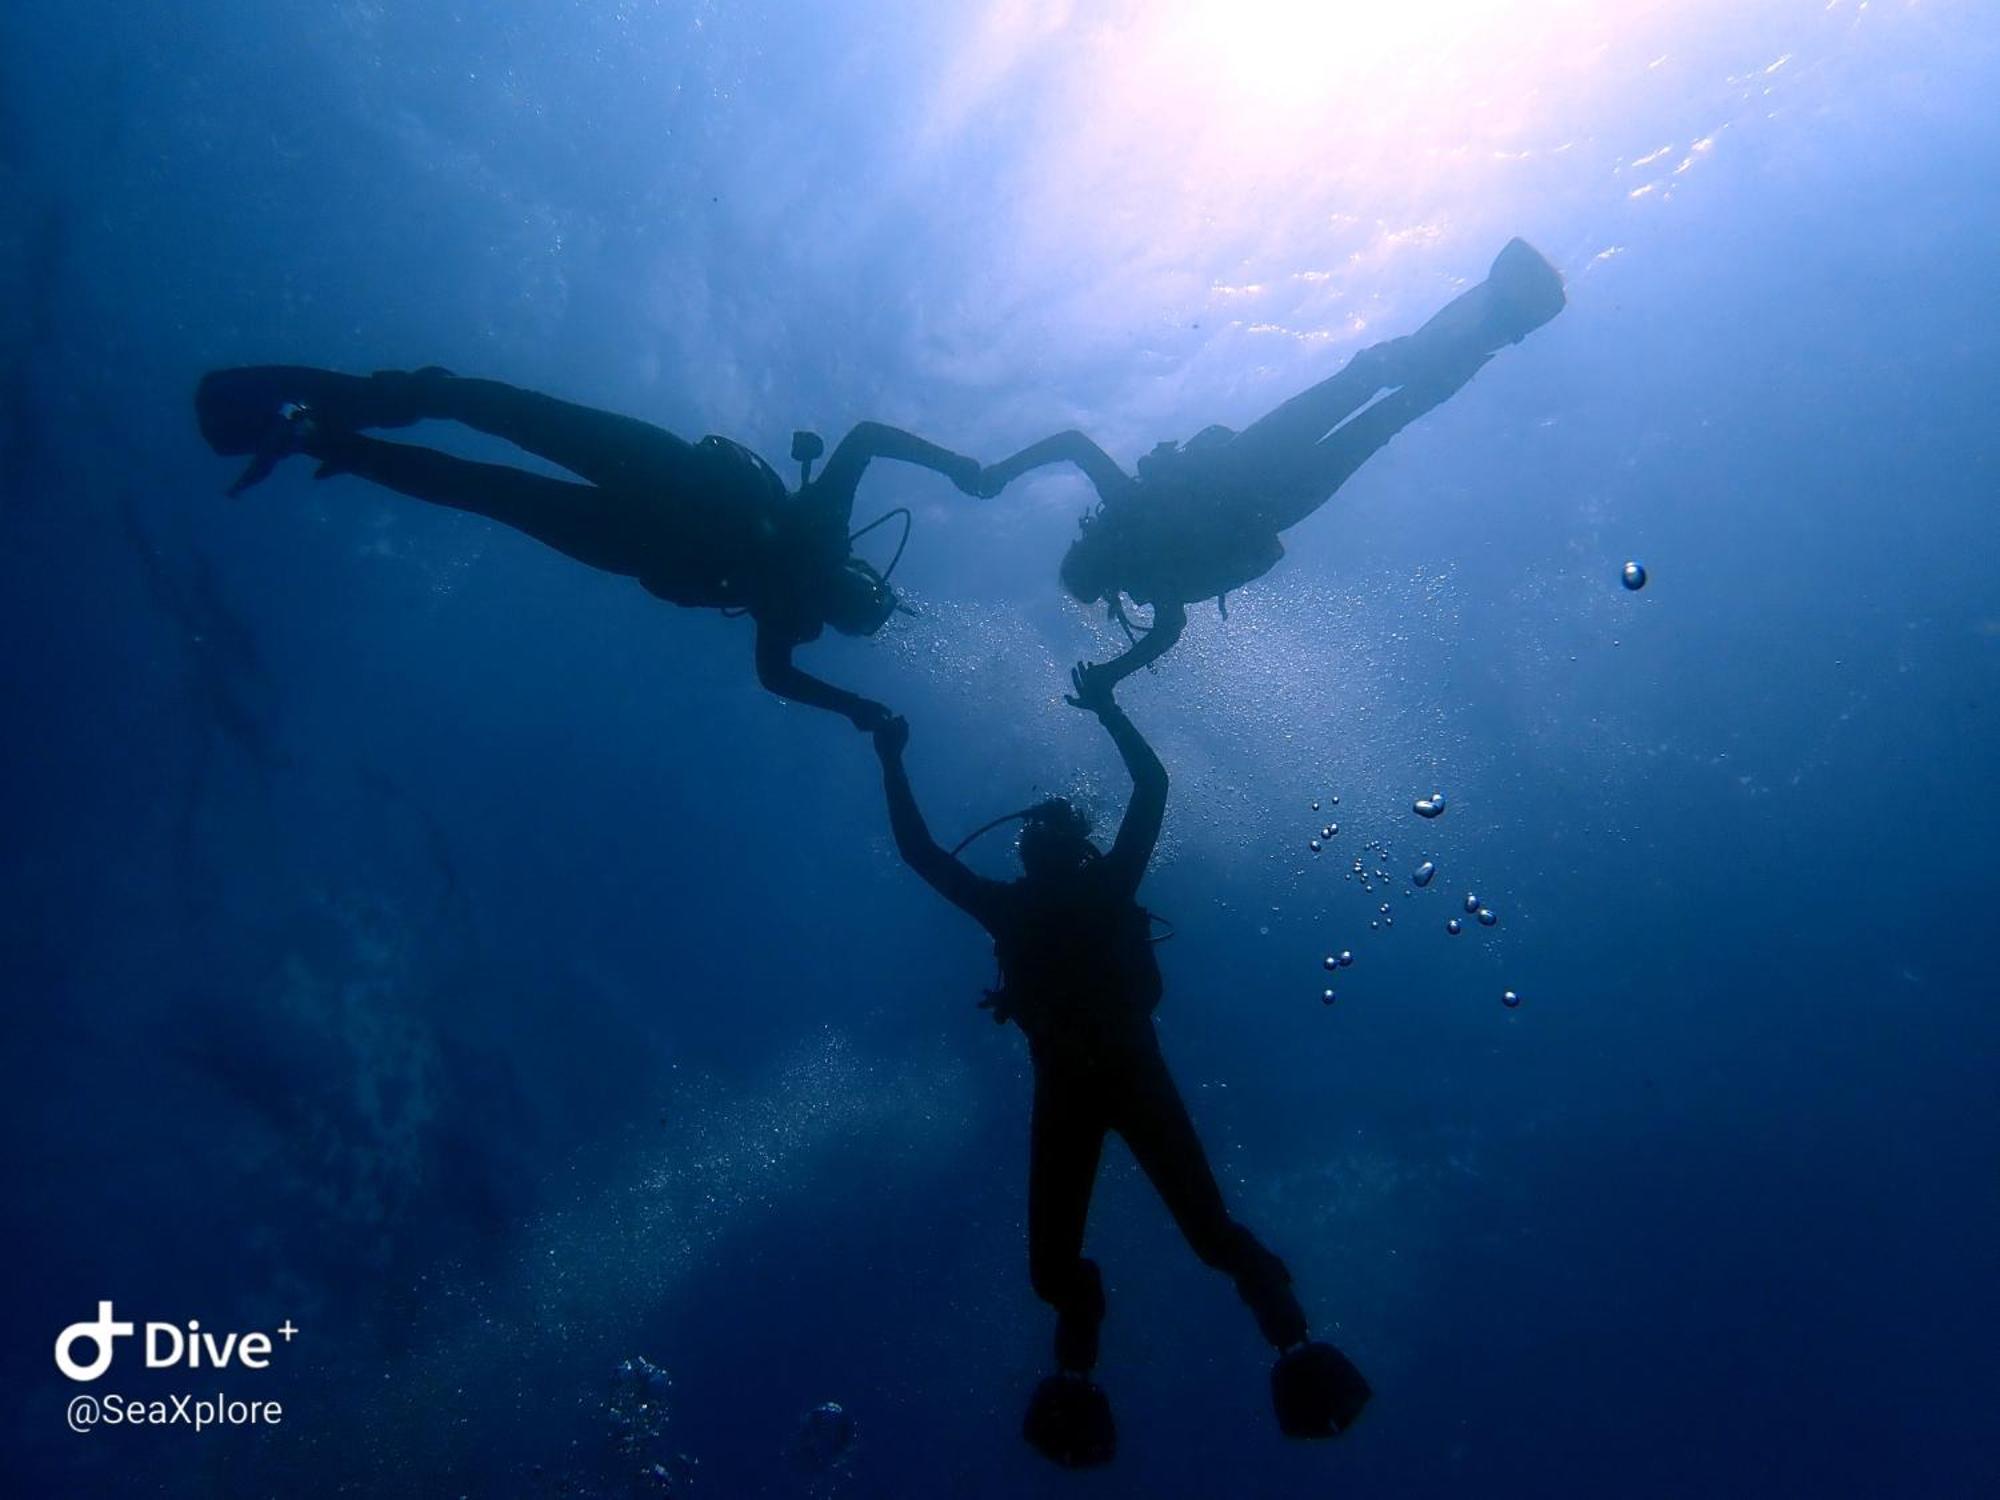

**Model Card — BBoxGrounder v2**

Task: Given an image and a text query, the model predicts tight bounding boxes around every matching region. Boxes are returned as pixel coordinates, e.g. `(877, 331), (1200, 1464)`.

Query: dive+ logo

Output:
(54, 1302), (297, 1382)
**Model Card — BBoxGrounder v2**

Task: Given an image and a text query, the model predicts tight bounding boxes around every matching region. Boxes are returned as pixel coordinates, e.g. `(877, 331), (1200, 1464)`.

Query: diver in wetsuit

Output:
(872, 671), (1369, 1466)
(194, 366), (985, 729)
(979, 238), (1567, 692)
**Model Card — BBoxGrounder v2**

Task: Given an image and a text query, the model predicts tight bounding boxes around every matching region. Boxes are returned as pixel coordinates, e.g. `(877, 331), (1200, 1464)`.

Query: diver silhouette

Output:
(873, 670), (1369, 1466)
(979, 238), (1567, 692)
(194, 367), (984, 729)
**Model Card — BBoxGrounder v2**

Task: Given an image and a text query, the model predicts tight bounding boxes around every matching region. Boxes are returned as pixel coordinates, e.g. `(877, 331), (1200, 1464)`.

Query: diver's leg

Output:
(1027, 1063), (1110, 1373)
(1022, 1061), (1118, 1468)
(311, 432), (654, 576)
(1230, 239), (1565, 530)
(197, 366), (697, 491)
(1402, 236), (1566, 363)
(1257, 356), (1491, 531)
(1114, 1040), (1308, 1350)
(1230, 339), (1414, 461)
(405, 375), (700, 492)
(1118, 1037), (1372, 1437)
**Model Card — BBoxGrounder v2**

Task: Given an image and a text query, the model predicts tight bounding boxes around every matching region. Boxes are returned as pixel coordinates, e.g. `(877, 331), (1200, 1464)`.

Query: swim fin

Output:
(195, 365), (451, 457)
(1486, 237), (1567, 344)
(1271, 1341), (1372, 1438)
(1405, 239), (1566, 360)
(1022, 1373), (1116, 1468)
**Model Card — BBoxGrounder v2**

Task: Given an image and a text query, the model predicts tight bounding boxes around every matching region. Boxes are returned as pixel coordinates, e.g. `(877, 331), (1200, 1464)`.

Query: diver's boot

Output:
(1224, 1228), (1311, 1351)
(1022, 1374), (1115, 1468)
(1403, 238), (1566, 365)
(1271, 1341), (1372, 1438)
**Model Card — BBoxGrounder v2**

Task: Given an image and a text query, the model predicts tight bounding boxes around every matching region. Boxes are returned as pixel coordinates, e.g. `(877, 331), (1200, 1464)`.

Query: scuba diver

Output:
(194, 366), (985, 729)
(978, 238), (1567, 692)
(872, 671), (1369, 1467)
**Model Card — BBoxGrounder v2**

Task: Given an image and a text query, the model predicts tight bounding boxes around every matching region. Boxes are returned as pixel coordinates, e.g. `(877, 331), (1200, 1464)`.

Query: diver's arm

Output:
(1086, 600), (1187, 691)
(754, 624), (889, 731)
(874, 717), (1001, 920)
(980, 430), (1134, 502)
(816, 421), (981, 525)
(1064, 666), (1168, 892)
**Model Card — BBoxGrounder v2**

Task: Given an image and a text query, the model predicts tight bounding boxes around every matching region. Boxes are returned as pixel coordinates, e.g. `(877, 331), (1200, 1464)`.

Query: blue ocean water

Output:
(3, 1), (1996, 1494)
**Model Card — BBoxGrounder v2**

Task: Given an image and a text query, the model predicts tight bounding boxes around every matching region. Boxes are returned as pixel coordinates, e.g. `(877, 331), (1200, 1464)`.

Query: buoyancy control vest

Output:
(1102, 426), (1286, 607)
(982, 874), (1165, 1050)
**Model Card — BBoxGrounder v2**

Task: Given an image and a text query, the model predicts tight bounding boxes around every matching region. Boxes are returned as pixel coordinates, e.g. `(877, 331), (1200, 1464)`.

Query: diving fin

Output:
(1406, 238), (1566, 361)
(1022, 1373), (1116, 1468)
(197, 364), (452, 459)
(1486, 237), (1567, 344)
(1271, 1340), (1372, 1438)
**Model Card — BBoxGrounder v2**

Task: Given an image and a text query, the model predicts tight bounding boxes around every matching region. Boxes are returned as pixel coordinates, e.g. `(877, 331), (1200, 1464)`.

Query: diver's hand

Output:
(1063, 660), (1117, 716)
(873, 714), (911, 759)
(944, 453), (983, 497)
(849, 699), (893, 734)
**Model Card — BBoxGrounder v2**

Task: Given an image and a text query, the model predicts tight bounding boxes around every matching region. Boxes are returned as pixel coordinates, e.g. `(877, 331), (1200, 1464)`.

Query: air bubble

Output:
(1622, 560), (1647, 591)
(1413, 861), (1435, 887)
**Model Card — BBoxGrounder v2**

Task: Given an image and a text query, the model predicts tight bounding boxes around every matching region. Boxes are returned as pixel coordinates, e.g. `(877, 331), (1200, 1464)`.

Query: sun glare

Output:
(1163, 0), (1520, 114)
(916, 0), (1787, 432)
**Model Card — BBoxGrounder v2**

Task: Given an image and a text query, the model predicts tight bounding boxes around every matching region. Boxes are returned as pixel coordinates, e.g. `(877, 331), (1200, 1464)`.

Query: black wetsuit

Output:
(195, 366), (976, 725)
(876, 702), (1307, 1370)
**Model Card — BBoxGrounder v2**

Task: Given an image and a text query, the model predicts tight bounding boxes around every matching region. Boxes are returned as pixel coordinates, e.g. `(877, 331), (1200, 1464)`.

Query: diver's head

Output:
(1059, 518), (1120, 604)
(1017, 798), (1098, 880)
(824, 557), (897, 636)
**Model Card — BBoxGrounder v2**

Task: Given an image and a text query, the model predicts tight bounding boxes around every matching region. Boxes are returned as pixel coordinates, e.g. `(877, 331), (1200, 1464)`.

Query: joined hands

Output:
(1063, 660), (1118, 716)
(873, 713), (911, 759)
